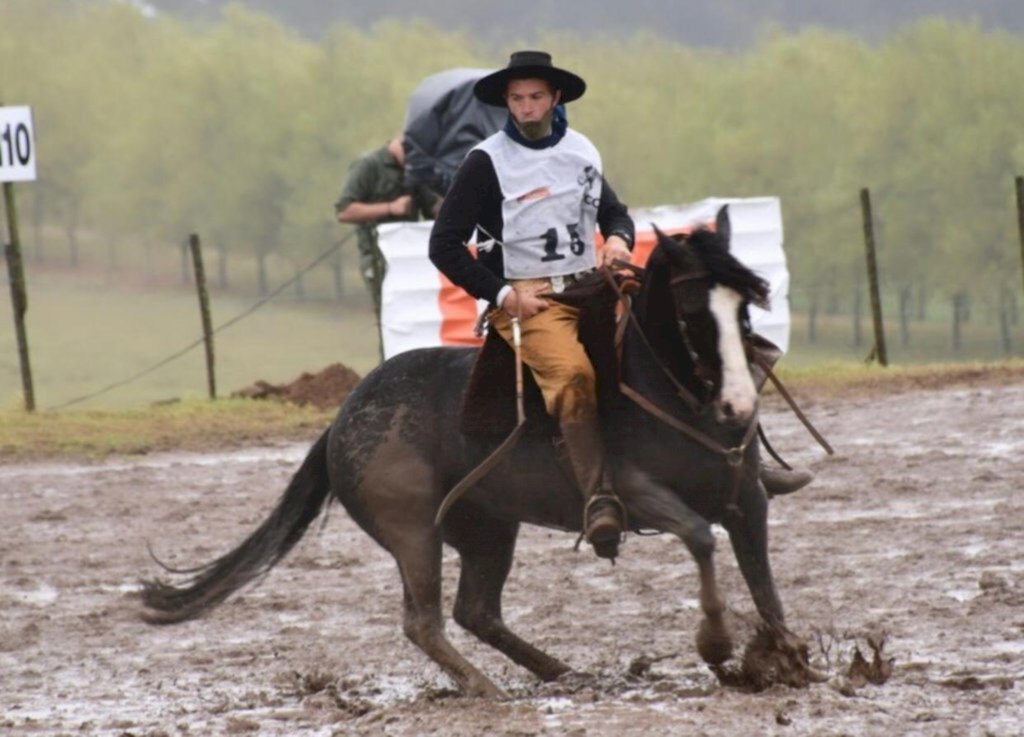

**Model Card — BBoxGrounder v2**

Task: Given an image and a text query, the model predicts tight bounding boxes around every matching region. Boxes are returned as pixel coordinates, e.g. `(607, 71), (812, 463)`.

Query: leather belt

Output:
(510, 268), (596, 295)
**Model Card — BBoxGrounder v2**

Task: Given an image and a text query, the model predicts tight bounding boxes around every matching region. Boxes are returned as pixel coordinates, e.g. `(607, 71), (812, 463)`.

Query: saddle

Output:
(459, 271), (623, 437)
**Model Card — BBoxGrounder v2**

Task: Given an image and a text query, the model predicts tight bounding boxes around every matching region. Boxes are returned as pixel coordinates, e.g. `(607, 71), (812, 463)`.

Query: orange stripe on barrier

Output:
(438, 247), (485, 347)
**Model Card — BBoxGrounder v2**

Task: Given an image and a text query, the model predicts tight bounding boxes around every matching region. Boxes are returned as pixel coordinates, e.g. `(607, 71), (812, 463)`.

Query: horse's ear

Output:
(652, 223), (685, 259)
(715, 205), (731, 247)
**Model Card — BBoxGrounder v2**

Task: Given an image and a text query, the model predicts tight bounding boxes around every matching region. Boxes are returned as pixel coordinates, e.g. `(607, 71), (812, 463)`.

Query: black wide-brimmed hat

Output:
(473, 50), (586, 107)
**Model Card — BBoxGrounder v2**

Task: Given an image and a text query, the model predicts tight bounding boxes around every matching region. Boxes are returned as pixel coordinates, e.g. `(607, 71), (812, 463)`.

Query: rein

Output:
(750, 349), (835, 456)
(435, 260), (834, 527)
(612, 275), (704, 413)
(608, 262), (834, 461)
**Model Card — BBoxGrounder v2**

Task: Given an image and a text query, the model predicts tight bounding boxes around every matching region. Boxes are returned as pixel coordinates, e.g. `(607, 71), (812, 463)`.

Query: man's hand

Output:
(601, 234), (632, 269)
(502, 288), (549, 320)
(336, 194), (414, 224)
(389, 194), (413, 218)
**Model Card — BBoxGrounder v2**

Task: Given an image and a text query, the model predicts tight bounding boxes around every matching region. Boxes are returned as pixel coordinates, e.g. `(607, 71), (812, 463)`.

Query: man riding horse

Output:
(140, 50), (823, 698)
(429, 50), (811, 560)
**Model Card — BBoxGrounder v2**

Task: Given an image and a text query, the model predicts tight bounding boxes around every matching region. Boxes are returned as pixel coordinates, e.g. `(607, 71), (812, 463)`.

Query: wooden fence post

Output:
(1015, 176), (1024, 303)
(999, 288), (1013, 356)
(859, 187), (888, 366)
(180, 239), (190, 286)
(951, 292), (967, 353)
(3, 180), (36, 411)
(188, 233), (216, 400)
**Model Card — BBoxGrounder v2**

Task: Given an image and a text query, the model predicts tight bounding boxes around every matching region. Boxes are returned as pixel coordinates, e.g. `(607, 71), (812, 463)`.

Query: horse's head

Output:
(646, 206), (770, 425)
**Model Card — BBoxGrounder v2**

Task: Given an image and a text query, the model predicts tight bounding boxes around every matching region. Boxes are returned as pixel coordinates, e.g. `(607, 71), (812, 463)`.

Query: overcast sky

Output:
(138, 0), (1024, 48)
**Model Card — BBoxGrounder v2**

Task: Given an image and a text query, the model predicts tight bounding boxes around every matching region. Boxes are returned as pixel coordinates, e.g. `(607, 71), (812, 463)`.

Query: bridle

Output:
(605, 264), (760, 515)
(669, 269), (722, 398)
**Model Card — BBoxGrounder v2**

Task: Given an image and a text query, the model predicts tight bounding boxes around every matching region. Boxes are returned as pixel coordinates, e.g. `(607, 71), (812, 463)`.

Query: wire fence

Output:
(6, 175), (1024, 411)
(786, 284), (1022, 366)
(45, 232), (356, 410)
(773, 176), (1024, 366)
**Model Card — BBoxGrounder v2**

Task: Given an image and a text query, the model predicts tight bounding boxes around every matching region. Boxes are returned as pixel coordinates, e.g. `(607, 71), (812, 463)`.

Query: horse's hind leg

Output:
(391, 531), (505, 698)
(355, 441), (504, 697)
(445, 508), (572, 682)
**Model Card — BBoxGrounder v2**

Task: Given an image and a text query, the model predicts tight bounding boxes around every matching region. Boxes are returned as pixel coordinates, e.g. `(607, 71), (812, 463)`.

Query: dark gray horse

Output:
(141, 208), (813, 696)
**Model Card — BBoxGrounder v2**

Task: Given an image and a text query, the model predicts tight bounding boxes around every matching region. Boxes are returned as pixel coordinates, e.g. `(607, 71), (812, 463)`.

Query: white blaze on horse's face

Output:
(708, 285), (757, 424)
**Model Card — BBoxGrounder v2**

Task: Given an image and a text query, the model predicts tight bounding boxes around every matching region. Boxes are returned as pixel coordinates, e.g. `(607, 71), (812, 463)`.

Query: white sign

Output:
(0, 106), (37, 183)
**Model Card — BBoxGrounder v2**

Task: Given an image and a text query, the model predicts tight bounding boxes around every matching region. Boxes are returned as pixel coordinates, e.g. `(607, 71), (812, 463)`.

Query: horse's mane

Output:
(684, 227), (771, 309)
(631, 224), (771, 401)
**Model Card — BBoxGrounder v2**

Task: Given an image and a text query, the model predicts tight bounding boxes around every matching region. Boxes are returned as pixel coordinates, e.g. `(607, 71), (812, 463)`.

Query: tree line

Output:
(2, 0), (1023, 321)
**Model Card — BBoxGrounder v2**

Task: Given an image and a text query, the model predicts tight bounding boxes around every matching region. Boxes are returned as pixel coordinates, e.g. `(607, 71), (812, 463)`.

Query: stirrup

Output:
(582, 493), (627, 561)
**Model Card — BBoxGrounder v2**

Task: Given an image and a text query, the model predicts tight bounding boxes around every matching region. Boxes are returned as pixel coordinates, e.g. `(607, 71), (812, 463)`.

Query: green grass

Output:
(1, 357), (1021, 462)
(0, 397), (334, 461)
(771, 358), (1024, 398)
(0, 270), (381, 409)
(785, 311), (1023, 367)
(786, 307), (1019, 368)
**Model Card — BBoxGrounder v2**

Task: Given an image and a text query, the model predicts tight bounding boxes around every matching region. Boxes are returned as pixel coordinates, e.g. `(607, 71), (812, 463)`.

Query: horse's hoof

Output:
(539, 661), (573, 682)
(547, 669), (600, 694)
(808, 666), (830, 683)
(467, 680), (507, 700)
(697, 617), (734, 665)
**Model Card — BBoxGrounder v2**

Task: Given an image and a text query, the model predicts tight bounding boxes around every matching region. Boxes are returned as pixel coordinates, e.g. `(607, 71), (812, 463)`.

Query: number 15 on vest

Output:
(0, 106), (37, 183)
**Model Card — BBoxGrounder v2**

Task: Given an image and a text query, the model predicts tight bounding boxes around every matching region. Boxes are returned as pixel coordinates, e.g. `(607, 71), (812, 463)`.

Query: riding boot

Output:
(559, 420), (625, 560)
(761, 465), (815, 497)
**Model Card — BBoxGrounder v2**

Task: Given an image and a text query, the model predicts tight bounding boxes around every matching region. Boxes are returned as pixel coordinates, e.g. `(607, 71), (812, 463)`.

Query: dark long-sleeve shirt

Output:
(429, 148), (634, 305)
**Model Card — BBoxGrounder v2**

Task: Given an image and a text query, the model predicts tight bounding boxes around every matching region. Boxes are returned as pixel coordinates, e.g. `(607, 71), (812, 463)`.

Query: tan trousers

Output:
(489, 298), (596, 424)
(489, 288), (604, 498)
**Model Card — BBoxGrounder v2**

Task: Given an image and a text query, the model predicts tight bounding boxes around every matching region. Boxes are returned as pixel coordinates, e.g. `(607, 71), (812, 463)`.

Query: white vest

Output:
(475, 129), (602, 279)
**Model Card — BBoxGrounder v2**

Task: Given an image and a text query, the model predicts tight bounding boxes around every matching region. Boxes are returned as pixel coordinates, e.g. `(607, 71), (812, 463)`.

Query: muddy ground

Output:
(2, 380), (1023, 736)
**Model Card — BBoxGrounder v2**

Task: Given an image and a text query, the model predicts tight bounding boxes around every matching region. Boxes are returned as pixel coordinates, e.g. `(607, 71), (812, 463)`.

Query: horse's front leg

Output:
(722, 478), (785, 629)
(616, 463), (733, 666)
(724, 478), (824, 685)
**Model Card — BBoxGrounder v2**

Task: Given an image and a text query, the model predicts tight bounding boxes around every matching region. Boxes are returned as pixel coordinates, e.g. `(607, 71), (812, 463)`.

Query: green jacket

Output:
(334, 145), (437, 260)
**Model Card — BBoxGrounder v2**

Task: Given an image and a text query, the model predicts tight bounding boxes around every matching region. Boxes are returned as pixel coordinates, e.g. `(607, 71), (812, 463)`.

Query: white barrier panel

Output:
(378, 197), (789, 359)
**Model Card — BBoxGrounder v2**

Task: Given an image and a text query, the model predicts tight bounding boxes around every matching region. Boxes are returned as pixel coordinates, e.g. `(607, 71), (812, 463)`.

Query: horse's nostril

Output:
(722, 402), (735, 418)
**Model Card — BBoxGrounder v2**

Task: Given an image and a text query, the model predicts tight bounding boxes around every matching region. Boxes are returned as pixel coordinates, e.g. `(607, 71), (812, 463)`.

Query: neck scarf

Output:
(503, 104), (568, 149)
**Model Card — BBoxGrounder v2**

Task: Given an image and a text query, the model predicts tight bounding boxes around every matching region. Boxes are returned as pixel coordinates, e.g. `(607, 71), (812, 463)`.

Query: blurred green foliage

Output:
(1, 0), (1023, 338)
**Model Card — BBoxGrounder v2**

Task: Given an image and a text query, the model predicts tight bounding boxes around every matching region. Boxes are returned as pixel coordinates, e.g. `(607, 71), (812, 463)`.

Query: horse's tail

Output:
(140, 428), (332, 624)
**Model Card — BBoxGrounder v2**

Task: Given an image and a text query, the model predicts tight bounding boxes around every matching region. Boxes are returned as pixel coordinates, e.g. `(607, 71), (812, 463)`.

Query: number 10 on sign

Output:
(0, 106), (37, 183)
